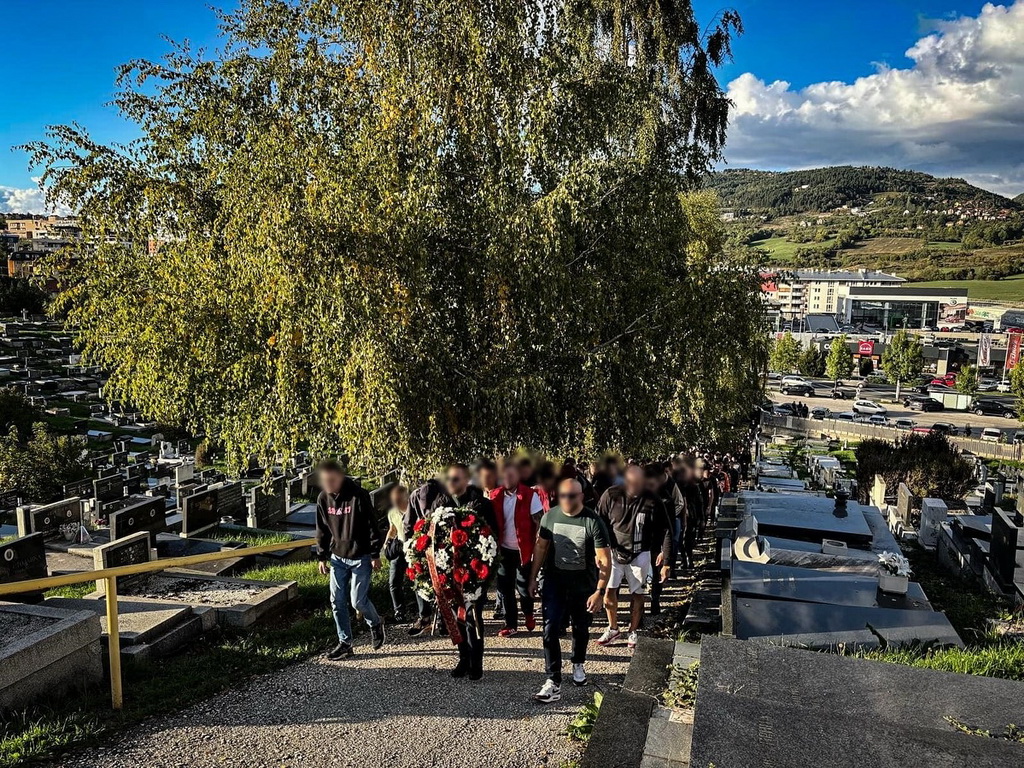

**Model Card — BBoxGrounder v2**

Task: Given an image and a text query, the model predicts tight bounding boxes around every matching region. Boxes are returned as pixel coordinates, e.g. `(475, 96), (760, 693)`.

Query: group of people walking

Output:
(313, 451), (743, 702)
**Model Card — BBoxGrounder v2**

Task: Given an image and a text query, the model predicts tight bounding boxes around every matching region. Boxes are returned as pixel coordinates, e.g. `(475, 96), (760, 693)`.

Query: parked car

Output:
(867, 414), (888, 426)
(996, 380), (1013, 393)
(907, 397), (944, 413)
(781, 375), (811, 388)
(930, 422), (959, 436)
(911, 426), (933, 435)
(978, 378), (998, 392)
(931, 374), (956, 387)
(852, 399), (887, 416)
(835, 412), (856, 422)
(894, 418), (916, 431)
(981, 427), (1003, 443)
(1014, 430), (1024, 444)
(773, 403), (797, 416)
(810, 407), (831, 420)
(972, 399), (1016, 419)
(767, 372), (782, 381)
(781, 382), (816, 396)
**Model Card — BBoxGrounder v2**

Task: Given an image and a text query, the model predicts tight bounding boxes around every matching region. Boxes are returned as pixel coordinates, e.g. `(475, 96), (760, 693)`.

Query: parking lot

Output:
(769, 383), (1023, 441)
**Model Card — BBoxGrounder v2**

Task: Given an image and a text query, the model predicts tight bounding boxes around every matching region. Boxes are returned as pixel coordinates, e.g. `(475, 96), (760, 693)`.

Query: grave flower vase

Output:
(878, 573), (909, 595)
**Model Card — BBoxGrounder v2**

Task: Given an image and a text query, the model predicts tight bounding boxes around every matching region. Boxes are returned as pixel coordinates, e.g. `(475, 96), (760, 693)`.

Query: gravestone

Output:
(63, 477), (94, 500)
(93, 474), (126, 503)
(0, 489), (21, 512)
(108, 496), (167, 542)
(0, 533), (47, 600)
(174, 461), (195, 486)
(93, 531), (151, 590)
(895, 483), (920, 527)
(919, 498), (948, 549)
(16, 498), (83, 540)
(989, 509), (1024, 588)
(248, 477), (287, 529)
(181, 487), (219, 537)
(214, 482), (245, 524)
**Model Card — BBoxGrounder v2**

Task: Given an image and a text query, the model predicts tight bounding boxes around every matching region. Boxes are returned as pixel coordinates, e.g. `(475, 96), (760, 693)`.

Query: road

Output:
(769, 383), (1023, 439)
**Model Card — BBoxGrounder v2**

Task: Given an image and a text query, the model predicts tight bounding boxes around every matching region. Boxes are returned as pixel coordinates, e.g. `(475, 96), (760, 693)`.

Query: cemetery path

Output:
(59, 615), (642, 768)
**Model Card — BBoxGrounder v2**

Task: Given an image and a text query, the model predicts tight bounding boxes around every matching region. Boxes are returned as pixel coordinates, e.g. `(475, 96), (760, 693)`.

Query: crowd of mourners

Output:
(313, 449), (750, 703)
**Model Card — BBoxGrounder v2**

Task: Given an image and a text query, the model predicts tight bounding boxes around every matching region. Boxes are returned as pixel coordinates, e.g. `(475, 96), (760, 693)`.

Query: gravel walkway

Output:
(59, 616), (637, 768)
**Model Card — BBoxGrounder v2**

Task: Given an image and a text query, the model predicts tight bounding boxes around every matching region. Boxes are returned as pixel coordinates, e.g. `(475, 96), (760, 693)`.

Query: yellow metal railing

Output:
(0, 537), (317, 710)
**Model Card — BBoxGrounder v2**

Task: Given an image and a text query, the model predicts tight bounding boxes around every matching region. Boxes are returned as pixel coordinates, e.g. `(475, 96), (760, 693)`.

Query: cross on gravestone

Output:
(248, 476), (288, 529)
(181, 487), (220, 537)
(0, 533), (47, 600)
(15, 498), (83, 540)
(108, 496), (167, 542)
(93, 475), (127, 504)
(64, 478), (95, 500)
(92, 530), (151, 591)
(0, 488), (21, 512)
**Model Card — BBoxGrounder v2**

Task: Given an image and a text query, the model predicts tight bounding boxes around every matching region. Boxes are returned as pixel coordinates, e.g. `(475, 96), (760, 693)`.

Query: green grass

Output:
(866, 642), (1024, 680)
(751, 236), (837, 262)
(43, 583), (95, 599)
(0, 560), (390, 766)
(913, 274), (1024, 304)
(208, 528), (297, 548)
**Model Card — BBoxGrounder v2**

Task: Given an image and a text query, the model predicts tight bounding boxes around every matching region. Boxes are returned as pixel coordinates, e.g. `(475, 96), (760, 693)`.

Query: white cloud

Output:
(0, 183), (71, 216)
(724, 1), (1024, 197)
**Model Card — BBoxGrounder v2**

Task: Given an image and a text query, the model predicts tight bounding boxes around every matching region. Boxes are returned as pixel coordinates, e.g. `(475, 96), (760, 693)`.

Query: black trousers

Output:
(388, 554), (409, 614)
(542, 577), (593, 685)
(497, 547), (534, 630)
(456, 598), (486, 673)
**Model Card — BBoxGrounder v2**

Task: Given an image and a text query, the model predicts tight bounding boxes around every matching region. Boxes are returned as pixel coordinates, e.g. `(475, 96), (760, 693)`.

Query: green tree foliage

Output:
(797, 345), (826, 378)
(0, 390), (39, 442)
(769, 332), (801, 374)
(955, 364), (979, 399)
(0, 424), (90, 502)
(854, 433), (974, 503)
(825, 335), (853, 382)
(0, 278), (47, 316)
(26, 1), (763, 473)
(1009, 364), (1024, 423)
(881, 330), (923, 399)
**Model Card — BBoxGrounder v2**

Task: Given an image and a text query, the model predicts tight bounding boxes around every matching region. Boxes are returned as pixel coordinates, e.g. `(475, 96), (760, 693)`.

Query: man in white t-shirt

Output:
(489, 461), (544, 637)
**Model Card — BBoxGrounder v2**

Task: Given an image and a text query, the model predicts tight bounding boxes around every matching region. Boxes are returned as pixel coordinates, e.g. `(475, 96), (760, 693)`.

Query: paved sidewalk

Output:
(60, 618), (636, 768)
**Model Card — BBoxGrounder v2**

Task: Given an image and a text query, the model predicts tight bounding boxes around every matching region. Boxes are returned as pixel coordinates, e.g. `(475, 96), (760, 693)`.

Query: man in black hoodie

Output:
(315, 459), (386, 659)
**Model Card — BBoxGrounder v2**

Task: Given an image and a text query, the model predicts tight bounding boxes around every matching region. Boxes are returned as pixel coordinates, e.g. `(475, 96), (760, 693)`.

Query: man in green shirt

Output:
(528, 479), (611, 703)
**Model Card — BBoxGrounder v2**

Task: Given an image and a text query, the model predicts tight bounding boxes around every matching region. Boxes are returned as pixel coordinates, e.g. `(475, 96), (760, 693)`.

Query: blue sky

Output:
(2, 0), (1023, 208)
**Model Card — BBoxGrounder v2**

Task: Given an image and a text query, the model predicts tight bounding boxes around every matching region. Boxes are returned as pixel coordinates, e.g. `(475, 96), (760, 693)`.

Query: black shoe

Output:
(451, 659), (471, 679)
(370, 623), (386, 650)
(326, 642), (353, 660)
(407, 618), (431, 637)
(468, 667), (483, 681)
(392, 610), (406, 624)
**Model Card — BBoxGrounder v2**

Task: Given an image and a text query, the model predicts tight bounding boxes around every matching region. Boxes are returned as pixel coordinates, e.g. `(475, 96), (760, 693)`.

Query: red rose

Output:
(474, 563), (489, 581)
(414, 562), (424, 574)
(471, 558), (482, 570)
(413, 519), (426, 533)
(450, 529), (469, 548)
(453, 567), (470, 585)
(405, 567), (417, 581)
(480, 526), (492, 537)
(436, 572), (447, 585)
(460, 514), (476, 528)
(414, 534), (430, 552)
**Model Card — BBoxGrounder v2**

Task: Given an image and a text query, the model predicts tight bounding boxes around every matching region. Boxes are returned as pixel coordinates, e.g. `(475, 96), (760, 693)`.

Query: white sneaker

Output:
(627, 630), (639, 650)
(596, 627), (621, 646)
(572, 663), (587, 686)
(534, 678), (561, 703)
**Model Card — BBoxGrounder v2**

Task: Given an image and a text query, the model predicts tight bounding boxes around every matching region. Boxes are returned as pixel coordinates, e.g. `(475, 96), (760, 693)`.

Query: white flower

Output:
(465, 588), (482, 602)
(434, 550), (451, 570)
(477, 535), (498, 563)
(878, 551), (912, 577)
(416, 588), (434, 601)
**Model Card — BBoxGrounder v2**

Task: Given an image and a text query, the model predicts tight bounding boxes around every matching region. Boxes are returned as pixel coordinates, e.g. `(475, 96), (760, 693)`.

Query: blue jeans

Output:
(329, 555), (381, 644)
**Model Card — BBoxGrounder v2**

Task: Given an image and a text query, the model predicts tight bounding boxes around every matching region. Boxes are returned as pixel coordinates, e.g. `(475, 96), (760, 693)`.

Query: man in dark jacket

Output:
(646, 462), (684, 615)
(596, 464), (673, 650)
(315, 459), (386, 659)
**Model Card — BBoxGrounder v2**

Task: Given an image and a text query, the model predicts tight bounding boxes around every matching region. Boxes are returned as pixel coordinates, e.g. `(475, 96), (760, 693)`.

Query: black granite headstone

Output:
(94, 531), (151, 588)
(108, 496), (167, 541)
(63, 477), (94, 499)
(0, 533), (47, 598)
(94, 474), (126, 503)
(182, 487), (219, 536)
(249, 476), (287, 528)
(214, 482), (245, 523)
(989, 509), (1024, 588)
(15, 498), (82, 540)
(0, 488), (21, 511)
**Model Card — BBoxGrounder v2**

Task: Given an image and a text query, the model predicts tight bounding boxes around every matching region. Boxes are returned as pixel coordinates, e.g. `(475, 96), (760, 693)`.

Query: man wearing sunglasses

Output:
(528, 478), (611, 703)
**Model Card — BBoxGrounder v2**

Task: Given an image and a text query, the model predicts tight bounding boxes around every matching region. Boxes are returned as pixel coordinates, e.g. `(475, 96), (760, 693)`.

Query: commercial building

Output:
(838, 286), (969, 330)
(763, 269), (905, 321)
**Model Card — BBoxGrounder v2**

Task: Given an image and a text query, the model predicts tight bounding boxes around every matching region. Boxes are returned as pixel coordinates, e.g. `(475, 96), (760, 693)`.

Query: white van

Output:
(981, 427), (1002, 443)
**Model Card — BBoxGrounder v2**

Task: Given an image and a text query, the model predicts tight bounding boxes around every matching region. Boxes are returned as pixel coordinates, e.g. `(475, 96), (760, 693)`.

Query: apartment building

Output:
(762, 268), (905, 321)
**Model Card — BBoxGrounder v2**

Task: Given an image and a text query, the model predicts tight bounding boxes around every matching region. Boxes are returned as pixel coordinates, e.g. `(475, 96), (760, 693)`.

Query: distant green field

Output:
(913, 274), (1024, 304)
(752, 236), (836, 262)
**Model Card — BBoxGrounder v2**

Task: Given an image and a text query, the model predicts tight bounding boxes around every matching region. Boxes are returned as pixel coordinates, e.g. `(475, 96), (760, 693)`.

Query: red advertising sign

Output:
(857, 340), (875, 356)
(1007, 329), (1023, 371)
